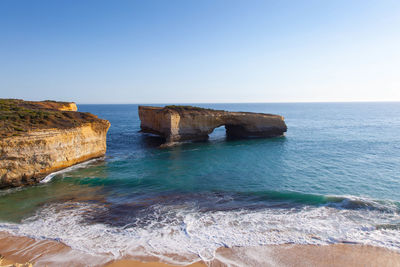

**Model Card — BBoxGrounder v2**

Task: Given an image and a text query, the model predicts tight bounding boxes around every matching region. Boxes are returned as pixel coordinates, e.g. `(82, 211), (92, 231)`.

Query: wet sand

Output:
(210, 244), (400, 267)
(105, 260), (205, 267)
(1, 231), (400, 267)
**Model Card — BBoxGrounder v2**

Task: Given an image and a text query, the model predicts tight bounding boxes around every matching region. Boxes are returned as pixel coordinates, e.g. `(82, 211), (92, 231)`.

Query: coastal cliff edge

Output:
(0, 99), (110, 188)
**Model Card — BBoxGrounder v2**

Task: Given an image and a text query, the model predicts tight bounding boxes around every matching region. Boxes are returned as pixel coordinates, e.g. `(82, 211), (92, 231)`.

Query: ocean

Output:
(1, 103), (400, 264)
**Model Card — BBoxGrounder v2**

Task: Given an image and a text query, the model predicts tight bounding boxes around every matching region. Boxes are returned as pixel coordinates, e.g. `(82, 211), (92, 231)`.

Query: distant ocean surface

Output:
(1, 103), (400, 264)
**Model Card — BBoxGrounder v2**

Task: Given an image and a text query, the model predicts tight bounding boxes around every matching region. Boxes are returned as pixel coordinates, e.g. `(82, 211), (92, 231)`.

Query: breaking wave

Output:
(0, 193), (399, 265)
(40, 157), (105, 183)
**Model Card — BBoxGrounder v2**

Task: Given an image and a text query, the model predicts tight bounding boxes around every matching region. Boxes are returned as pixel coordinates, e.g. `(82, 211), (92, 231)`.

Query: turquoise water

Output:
(1, 103), (400, 263)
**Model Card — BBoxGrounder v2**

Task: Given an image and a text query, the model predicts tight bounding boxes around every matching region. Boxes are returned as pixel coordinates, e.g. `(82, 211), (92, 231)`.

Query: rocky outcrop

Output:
(139, 105), (287, 144)
(0, 99), (110, 188)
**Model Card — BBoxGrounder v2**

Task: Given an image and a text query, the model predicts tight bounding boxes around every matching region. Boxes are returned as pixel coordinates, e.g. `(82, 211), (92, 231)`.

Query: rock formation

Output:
(0, 99), (110, 188)
(139, 105), (287, 144)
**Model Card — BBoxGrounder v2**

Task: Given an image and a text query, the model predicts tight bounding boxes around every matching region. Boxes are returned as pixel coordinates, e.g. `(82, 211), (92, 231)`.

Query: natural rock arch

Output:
(138, 106), (287, 145)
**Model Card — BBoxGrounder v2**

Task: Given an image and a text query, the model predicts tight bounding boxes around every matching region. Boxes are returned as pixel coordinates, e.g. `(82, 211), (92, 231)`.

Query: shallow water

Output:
(1, 103), (400, 264)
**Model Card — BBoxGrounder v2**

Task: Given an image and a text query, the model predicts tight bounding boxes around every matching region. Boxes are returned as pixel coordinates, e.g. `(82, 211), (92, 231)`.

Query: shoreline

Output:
(1, 231), (400, 266)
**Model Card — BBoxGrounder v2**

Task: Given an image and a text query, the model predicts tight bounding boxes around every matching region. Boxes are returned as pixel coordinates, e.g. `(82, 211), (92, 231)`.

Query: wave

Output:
(233, 191), (400, 212)
(40, 157), (105, 183)
(0, 196), (399, 265)
(323, 195), (400, 212)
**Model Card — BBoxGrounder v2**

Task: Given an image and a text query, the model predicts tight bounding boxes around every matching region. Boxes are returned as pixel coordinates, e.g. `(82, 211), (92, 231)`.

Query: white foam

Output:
(0, 201), (399, 265)
(40, 157), (105, 183)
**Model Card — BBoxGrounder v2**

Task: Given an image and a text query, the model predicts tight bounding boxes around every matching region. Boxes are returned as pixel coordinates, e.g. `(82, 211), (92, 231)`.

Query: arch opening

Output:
(208, 125), (227, 141)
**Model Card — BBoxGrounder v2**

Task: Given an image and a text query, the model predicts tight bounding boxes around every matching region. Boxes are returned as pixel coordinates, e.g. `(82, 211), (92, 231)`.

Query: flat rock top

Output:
(0, 99), (108, 139)
(139, 105), (283, 118)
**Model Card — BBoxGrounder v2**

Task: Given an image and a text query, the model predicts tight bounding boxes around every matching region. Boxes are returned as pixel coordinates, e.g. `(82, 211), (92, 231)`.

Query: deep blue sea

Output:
(1, 103), (400, 264)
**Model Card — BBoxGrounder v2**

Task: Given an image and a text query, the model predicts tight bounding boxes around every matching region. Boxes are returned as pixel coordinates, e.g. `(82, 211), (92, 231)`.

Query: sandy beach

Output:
(1, 231), (400, 267)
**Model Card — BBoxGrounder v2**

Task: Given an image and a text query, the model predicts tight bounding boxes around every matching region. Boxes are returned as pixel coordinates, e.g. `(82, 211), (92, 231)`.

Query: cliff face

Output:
(0, 99), (110, 188)
(139, 106), (287, 144)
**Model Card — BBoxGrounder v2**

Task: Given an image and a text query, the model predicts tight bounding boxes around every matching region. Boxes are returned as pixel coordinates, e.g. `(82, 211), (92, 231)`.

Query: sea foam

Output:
(40, 157), (105, 183)
(0, 197), (399, 265)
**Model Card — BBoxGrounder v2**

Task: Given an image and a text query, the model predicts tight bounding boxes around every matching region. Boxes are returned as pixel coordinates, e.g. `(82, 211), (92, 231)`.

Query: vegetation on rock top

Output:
(0, 99), (102, 139)
(165, 105), (213, 110)
(164, 105), (225, 113)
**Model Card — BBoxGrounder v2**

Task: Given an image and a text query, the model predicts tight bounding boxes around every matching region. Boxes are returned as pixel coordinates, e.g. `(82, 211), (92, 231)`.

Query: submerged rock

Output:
(138, 105), (287, 145)
(0, 99), (110, 188)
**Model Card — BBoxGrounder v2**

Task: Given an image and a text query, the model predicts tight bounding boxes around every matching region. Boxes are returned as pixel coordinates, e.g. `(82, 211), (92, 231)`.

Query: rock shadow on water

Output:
(138, 133), (166, 148)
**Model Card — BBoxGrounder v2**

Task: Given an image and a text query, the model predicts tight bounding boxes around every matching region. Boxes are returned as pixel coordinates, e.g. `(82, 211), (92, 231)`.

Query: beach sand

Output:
(1, 231), (400, 267)
(210, 244), (400, 267)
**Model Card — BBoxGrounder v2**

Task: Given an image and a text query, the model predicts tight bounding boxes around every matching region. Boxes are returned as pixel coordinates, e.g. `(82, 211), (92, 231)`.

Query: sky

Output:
(0, 0), (399, 104)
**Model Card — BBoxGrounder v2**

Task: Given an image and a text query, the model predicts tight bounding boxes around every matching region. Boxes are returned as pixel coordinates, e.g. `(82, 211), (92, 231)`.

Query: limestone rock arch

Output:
(138, 106), (287, 145)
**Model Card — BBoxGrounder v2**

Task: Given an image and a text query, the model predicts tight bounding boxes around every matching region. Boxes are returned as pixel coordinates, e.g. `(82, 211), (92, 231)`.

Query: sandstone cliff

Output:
(0, 99), (110, 188)
(139, 105), (287, 144)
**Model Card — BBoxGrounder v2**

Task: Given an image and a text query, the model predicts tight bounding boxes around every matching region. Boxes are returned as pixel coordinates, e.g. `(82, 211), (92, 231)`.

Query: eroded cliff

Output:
(0, 99), (110, 188)
(139, 105), (287, 144)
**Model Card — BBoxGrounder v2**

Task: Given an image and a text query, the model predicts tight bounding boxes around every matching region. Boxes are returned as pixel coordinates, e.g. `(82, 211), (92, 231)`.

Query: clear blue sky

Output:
(1, 0), (399, 103)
